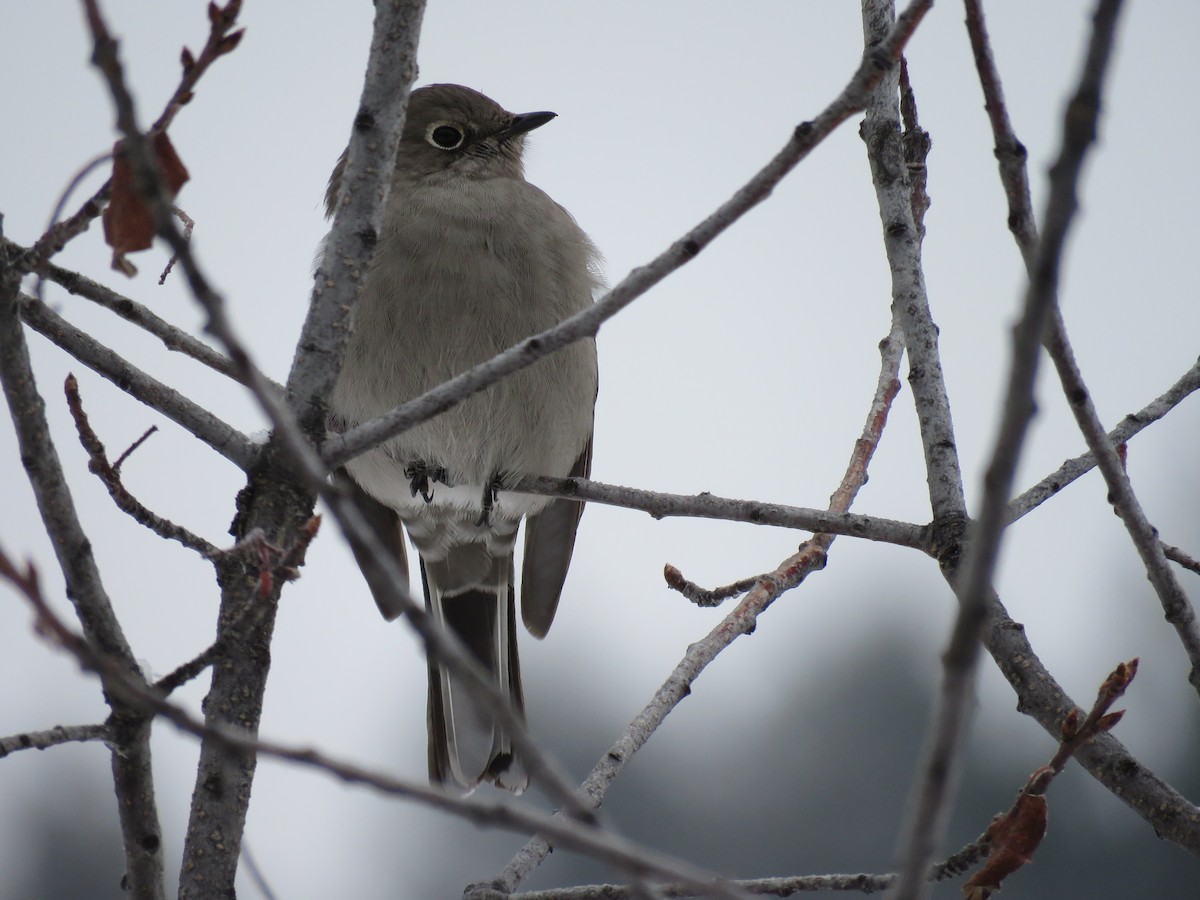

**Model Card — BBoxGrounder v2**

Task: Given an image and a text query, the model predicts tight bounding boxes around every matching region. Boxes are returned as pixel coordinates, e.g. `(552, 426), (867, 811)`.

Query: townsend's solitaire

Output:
(325, 84), (599, 792)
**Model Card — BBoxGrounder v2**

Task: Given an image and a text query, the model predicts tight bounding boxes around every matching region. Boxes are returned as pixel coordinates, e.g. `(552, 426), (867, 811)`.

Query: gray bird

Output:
(325, 84), (600, 792)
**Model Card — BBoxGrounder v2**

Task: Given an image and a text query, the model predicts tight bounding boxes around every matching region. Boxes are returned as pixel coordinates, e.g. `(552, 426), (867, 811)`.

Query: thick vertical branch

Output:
(176, 3), (427, 895)
(860, 17), (966, 536)
(860, 4), (987, 897)
(285, 4), (425, 437)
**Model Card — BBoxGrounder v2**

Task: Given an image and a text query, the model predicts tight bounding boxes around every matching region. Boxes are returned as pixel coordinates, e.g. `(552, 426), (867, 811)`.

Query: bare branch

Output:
(512, 474), (928, 552)
(5, 228), (167, 894)
(1163, 543), (1200, 577)
(1008, 355), (1200, 521)
(19, 1), (243, 273)
(490, 873), (895, 899)
(6, 237), (256, 386)
(981, 592), (1200, 853)
(1044, 315), (1200, 692)
(0, 283), (137, 669)
(65, 373), (220, 558)
(889, 1), (1129, 894)
(19, 292), (257, 469)
(963, 0), (1200, 694)
(0, 723), (111, 757)
(0, 547), (164, 898)
(663, 565), (764, 607)
(962, 659), (1137, 896)
(861, 10), (965, 531)
(148, 0), (245, 136)
(962, 0), (1039, 264)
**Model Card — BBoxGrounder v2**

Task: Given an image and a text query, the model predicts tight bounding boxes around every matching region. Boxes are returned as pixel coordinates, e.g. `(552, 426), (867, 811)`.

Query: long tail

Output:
(422, 557), (528, 792)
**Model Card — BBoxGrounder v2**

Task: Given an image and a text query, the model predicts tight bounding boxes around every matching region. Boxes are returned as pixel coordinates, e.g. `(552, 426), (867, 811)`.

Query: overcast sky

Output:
(2, 2), (1198, 897)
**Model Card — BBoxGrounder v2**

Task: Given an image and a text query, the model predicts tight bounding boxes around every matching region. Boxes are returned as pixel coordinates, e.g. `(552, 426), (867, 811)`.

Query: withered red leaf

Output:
(963, 793), (1048, 898)
(102, 131), (190, 276)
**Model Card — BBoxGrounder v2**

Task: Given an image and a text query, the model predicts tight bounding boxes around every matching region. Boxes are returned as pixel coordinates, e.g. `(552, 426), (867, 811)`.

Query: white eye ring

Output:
(426, 122), (465, 150)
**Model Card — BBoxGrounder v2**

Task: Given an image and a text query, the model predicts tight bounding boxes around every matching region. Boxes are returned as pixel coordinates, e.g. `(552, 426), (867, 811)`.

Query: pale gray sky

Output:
(2, 2), (1198, 896)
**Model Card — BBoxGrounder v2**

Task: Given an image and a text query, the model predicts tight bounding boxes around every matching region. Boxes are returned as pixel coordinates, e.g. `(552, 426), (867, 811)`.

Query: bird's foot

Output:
(404, 462), (448, 503)
(475, 475), (504, 527)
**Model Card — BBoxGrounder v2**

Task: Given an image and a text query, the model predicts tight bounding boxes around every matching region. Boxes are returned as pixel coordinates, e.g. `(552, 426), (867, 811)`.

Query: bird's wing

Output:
(519, 436), (592, 639)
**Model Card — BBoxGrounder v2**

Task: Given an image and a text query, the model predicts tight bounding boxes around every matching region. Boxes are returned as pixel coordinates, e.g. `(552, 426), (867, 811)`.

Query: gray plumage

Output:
(325, 84), (599, 792)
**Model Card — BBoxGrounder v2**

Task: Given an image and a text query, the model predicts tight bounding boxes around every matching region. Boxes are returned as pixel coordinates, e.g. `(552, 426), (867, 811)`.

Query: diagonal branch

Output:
(64, 373), (220, 558)
(1008, 354), (1200, 521)
(1045, 316), (1200, 691)
(0, 543), (163, 898)
(5, 238), (259, 387)
(1163, 544), (1200, 578)
(18, 292), (257, 469)
(484, 317), (905, 895)
(964, 0), (1200, 693)
(322, 0), (933, 472)
(0, 722), (111, 757)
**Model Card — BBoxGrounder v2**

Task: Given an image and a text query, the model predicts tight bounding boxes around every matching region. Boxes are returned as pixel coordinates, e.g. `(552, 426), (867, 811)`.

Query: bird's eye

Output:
(427, 123), (465, 150)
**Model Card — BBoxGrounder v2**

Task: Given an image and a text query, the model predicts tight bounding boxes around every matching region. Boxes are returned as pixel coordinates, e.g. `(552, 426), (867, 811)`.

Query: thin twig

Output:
(1163, 544), (1200, 577)
(32, 150), (113, 302)
(1008, 355), (1200, 521)
(19, 2), (243, 275)
(19, 292), (257, 469)
(112, 424), (158, 472)
(158, 205), (194, 283)
(513, 475), (928, 552)
(3, 238), (255, 383)
(239, 839), (280, 900)
(1044, 315), (1200, 691)
(961, 659), (1137, 896)
(65, 374), (220, 558)
(148, 3), (244, 136)
(662, 565), (764, 607)
(0, 722), (111, 757)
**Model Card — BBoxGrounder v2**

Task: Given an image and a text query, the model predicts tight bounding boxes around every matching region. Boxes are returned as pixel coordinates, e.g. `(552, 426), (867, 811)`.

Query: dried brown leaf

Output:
(102, 131), (190, 276)
(963, 794), (1047, 898)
